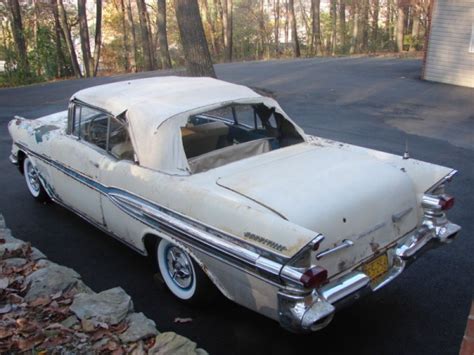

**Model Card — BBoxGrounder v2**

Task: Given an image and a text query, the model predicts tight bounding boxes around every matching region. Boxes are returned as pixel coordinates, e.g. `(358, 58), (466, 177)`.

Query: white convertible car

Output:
(8, 77), (461, 332)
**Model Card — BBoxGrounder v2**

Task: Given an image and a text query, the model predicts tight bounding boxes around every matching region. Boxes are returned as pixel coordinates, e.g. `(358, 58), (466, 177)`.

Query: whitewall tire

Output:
(23, 157), (49, 202)
(156, 239), (218, 304)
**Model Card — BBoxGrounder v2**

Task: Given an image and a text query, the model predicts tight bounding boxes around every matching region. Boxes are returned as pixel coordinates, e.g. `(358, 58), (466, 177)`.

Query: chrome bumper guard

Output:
(278, 220), (461, 333)
(9, 153), (18, 166)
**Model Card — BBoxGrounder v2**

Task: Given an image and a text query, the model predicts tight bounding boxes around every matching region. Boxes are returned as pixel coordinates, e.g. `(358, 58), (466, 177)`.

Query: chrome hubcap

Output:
(166, 246), (193, 289)
(26, 162), (40, 193)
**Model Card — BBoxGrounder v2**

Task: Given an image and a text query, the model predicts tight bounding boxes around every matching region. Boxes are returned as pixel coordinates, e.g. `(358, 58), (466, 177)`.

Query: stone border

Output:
(0, 214), (207, 354)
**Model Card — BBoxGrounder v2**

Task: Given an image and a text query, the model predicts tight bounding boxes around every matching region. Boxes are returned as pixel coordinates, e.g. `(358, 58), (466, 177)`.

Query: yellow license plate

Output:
(363, 254), (389, 281)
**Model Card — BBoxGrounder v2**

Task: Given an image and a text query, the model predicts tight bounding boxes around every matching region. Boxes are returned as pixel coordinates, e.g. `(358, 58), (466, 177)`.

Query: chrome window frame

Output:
(66, 99), (135, 161)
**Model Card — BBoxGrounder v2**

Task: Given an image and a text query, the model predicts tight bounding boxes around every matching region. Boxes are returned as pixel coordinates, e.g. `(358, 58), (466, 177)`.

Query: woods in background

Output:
(0, 0), (432, 86)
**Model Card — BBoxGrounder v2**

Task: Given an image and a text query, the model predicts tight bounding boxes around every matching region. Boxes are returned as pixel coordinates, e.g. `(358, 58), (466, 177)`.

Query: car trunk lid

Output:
(216, 145), (420, 276)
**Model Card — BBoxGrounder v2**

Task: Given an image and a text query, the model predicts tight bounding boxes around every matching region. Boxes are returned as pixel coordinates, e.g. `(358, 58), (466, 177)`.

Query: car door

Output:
(48, 102), (109, 226)
(93, 113), (146, 250)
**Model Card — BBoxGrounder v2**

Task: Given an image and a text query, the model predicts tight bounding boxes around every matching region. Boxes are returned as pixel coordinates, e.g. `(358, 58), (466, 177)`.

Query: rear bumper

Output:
(277, 220), (461, 333)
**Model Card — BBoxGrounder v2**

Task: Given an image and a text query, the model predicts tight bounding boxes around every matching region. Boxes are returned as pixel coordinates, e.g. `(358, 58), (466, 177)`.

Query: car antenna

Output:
(403, 138), (410, 160)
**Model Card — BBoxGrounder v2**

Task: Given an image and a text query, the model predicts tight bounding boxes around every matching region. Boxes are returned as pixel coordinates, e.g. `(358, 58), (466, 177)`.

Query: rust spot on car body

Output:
(370, 241), (380, 253)
(338, 260), (346, 272)
(34, 125), (59, 143)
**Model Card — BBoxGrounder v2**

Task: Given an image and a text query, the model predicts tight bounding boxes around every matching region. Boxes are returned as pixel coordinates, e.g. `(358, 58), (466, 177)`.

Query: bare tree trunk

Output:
(119, 0), (130, 71)
(7, 0), (29, 75)
(58, 0), (81, 77)
(216, 0), (225, 53)
(77, 0), (93, 77)
(258, 0), (267, 59)
(136, 0), (155, 70)
(396, 2), (405, 51)
(93, 0), (102, 76)
(156, 0), (172, 68)
(311, 0), (322, 55)
(201, 0), (218, 56)
(371, 0), (379, 48)
(409, 3), (419, 51)
(222, 0), (233, 62)
(288, 0), (300, 57)
(299, 0), (311, 50)
(51, 0), (66, 77)
(284, 0), (289, 44)
(144, 1), (155, 59)
(274, 0), (280, 57)
(174, 0), (216, 77)
(126, 0), (138, 71)
(386, 0), (391, 42)
(339, 0), (346, 53)
(33, 0), (41, 75)
(330, 0), (337, 55)
(360, 0), (369, 52)
(350, 1), (359, 54)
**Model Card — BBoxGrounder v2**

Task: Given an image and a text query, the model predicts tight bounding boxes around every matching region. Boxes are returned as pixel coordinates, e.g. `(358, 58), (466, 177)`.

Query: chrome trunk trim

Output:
(316, 239), (354, 260)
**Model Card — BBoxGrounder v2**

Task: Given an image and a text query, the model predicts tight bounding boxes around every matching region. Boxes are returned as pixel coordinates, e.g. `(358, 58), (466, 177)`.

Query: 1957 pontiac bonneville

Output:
(8, 77), (461, 332)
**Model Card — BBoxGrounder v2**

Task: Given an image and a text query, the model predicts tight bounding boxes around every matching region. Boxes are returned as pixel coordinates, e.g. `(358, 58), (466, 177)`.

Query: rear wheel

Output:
(156, 239), (217, 304)
(23, 157), (49, 202)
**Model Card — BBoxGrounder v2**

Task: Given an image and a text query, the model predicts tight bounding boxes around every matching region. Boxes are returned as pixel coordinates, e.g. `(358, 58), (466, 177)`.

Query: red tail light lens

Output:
(300, 266), (328, 288)
(439, 195), (455, 210)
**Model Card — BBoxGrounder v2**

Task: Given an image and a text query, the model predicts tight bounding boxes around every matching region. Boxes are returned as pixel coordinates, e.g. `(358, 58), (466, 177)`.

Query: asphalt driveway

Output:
(0, 57), (473, 355)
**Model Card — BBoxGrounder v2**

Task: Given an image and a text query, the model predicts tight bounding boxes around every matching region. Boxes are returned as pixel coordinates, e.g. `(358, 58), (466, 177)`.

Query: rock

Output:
(119, 312), (158, 343)
(68, 280), (95, 296)
(1, 257), (27, 268)
(70, 287), (133, 325)
(92, 337), (110, 351)
(24, 263), (81, 301)
(0, 278), (9, 289)
(0, 228), (22, 244)
(35, 259), (52, 268)
(149, 332), (207, 355)
(0, 241), (28, 259)
(30, 247), (47, 260)
(61, 315), (79, 328)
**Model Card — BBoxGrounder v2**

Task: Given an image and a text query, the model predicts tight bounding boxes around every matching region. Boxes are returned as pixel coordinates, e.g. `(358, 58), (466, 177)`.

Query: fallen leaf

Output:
(51, 291), (62, 300)
(111, 346), (124, 355)
(111, 321), (127, 334)
(7, 293), (23, 304)
(81, 319), (96, 332)
(17, 334), (45, 351)
(0, 328), (13, 339)
(29, 296), (51, 307)
(40, 334), (70, 348)
(58, 298), (72, 305)
(90, 328), (110, 341)
(174, 317), (193, 324)
(107, 340), (119, 351)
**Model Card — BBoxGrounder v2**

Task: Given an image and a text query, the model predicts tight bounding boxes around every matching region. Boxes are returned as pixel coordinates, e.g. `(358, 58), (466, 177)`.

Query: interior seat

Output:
(188, 138), (272, 173)
(111, 141), (134, 160)
(182, 121), (229, 158)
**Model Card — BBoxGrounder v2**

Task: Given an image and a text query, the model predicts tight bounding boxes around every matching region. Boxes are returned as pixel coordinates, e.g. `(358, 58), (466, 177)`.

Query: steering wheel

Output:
(86, 115), (108, 147)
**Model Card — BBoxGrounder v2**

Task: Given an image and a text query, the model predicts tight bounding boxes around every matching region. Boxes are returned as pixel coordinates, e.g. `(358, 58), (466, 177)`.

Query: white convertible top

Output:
(72, 76), (306, 174)
(73, 76), (261, 121)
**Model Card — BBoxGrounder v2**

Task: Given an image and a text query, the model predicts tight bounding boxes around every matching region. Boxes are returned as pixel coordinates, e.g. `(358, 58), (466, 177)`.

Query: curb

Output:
(0, 214), (207, 354)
